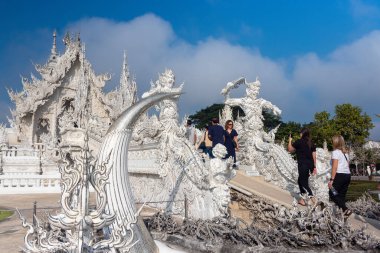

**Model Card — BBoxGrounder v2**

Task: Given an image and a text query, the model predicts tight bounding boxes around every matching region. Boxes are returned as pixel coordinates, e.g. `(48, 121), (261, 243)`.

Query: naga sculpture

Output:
(18, 92), (180, 253)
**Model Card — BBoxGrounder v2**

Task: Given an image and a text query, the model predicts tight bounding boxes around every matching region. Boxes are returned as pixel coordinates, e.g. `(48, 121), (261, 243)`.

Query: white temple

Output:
(1, 32), (137, 175)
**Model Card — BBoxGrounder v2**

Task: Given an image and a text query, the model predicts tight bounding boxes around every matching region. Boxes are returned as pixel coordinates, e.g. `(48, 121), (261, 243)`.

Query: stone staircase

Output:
(229, 170), (295, 208)
(228, 170), (380, 239)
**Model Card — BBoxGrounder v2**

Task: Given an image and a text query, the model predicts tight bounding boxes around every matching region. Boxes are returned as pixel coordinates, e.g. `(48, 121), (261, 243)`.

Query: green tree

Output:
(275, 121), (302, 143)
(188, 103), (244, 129)
(262, 109), (281, 132)
(310, 111), (336, 148)
(333, 104), (374, 146)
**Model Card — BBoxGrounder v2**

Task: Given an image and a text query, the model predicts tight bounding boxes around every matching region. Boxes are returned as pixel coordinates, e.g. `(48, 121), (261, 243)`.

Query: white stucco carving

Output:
(221, 77), (331, 201)
(128, 69), (237, 219)
(7, 32), (137, 156)
(209, 144), (236, 214)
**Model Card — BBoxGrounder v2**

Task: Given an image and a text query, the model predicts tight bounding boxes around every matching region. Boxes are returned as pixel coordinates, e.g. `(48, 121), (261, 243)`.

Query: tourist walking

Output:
(288, 128), (317, 205)
(208, 118), (225, 157)
(328, 135), (352, 218)
(224, 120), (238, 166)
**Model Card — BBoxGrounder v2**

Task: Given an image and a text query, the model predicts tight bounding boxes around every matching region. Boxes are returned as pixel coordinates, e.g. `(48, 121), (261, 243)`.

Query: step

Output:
(229, 170), (294, 208)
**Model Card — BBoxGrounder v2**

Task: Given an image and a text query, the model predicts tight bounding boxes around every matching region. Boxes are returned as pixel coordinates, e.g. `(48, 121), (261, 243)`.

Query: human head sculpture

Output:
(246, 79), (260, 98)
(159, 69), (175, 88)
(212, 143), (227, 159)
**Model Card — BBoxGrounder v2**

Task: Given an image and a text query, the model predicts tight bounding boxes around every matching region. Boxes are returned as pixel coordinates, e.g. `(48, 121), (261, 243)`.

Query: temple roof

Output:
(8, 33), (110, 120)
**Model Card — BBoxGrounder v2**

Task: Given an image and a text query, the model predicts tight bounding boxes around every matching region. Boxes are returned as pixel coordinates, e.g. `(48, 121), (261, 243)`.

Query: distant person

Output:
(203, 125), (213, 157)
(328, 135), (352, 218)
(288, 128), (317, 206)
(208, 118), (225, 157)
(185, 119), (196, 146)
(224, 120), (238, 166)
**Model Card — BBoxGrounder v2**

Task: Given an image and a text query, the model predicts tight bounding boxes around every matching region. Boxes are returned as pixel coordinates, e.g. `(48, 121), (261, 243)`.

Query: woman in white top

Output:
(328, 135), (352, 217)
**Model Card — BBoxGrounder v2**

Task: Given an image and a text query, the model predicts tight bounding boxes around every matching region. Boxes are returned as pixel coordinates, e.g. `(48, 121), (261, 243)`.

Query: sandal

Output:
(344, 209), (353, 221)
(309, 196), (317, 205)
(298, 199), (306, 206)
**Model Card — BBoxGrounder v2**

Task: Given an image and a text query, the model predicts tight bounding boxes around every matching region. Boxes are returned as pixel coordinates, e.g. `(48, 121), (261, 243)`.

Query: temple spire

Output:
(49, 30), (58, 61)
(122, 50), (130, 84)
(119, 51), (137, 107)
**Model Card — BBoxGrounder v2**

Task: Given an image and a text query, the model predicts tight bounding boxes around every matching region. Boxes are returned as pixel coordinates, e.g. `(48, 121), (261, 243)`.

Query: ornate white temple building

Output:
(1, 32), (137, 176)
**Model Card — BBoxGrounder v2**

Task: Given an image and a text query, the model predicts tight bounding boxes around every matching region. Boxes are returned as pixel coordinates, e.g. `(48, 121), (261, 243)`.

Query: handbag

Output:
(199, 141), (206, 149)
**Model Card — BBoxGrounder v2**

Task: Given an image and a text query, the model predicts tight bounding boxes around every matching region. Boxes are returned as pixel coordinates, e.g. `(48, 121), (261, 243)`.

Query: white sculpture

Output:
(18, 92), (178, 253)
(128, 69), (237, 219)
(221, 77), (331, 201)
(209, 144), (236, 213)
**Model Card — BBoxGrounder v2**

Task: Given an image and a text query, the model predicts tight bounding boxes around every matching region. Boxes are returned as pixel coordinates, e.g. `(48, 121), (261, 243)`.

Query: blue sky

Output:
(0, 0), (380, 140)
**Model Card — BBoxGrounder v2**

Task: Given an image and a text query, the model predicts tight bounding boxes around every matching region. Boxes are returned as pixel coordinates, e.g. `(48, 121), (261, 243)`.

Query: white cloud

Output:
(292, 31), (380, 119)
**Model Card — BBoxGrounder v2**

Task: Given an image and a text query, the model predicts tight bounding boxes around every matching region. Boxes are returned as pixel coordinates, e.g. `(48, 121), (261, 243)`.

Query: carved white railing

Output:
(0, 143), (159, 195)
(0, 145), (60, 176)
(128, 143), (159, 174)
(0, 173), (61, 194)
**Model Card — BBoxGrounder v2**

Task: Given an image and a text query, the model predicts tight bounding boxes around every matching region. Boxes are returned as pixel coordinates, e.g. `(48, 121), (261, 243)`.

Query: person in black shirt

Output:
(224, 120), (238, 166)
(208, 118), (225, 158)
(288, 128), (317, 206)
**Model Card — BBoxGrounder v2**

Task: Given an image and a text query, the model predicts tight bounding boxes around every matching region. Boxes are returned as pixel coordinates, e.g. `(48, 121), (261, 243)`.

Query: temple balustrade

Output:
(0, 143), (160, 195)
(0, 173), (61, 194)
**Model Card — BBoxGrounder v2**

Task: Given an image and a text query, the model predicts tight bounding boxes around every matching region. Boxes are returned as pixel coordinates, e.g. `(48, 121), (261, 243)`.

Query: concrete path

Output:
(0, 193), (158, 253)
(0, 194), (62, 253)
(229, 170), (380, 239)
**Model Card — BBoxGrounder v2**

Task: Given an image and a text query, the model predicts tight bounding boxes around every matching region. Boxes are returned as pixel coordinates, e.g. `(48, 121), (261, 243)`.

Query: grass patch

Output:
(0, 210), (13, 221)
(346, 180), (379, 202)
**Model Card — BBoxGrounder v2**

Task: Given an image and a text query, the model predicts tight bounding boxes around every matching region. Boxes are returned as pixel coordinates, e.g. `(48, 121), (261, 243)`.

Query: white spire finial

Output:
(50, 30), (58, 60)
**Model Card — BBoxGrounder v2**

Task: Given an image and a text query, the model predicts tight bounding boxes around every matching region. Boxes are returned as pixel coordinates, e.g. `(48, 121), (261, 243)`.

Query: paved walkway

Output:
(0, 194), (157, 253)
(229, 170), (380, 239)
(0, 194), (63, 253)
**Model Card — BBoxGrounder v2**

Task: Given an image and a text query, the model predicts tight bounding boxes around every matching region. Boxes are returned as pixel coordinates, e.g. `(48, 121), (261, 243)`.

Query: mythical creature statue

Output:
(221, 77), (331, 201)
(209, 144), (236, 214)
(95, 92), (181, 253)
(128, 69), (238, 219)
